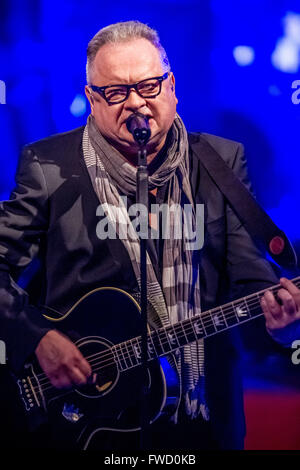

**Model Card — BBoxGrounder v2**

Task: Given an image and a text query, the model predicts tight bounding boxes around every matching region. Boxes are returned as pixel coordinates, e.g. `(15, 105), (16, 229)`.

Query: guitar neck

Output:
(113, 276), (300, 371)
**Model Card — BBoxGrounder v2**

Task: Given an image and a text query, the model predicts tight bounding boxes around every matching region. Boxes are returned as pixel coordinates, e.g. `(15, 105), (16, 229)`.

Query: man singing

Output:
(0, 20), (299, 450)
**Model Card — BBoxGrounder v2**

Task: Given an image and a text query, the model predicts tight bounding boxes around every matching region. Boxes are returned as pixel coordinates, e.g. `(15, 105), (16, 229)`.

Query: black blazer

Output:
(0, 126), (278, 448)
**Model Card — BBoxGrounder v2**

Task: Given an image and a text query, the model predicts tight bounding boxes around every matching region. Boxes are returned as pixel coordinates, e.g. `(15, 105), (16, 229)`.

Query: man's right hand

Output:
(35, 330), (92, 388)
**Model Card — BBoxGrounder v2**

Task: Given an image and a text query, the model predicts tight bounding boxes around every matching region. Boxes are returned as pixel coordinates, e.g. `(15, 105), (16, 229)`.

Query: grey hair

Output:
(86, 20), (171, 83)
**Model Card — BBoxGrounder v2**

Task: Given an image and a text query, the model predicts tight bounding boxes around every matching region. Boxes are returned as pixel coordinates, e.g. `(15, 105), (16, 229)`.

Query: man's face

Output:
(85, 38), (178, 158)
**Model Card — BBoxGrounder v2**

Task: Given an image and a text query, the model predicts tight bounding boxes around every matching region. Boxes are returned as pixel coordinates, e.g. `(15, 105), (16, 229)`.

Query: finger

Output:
(277, 288), (297, 315)
(71, 347), (92, 378)
(280, 278), (300, 312)
(68, 367), (89, 386)
(77, 357), (92, 378)
(280, 278), (300, 296)
(50, 374), (72, 389)
(260, 296), (275, 329)
(263, 290), (281, 318)
(87, 372), (98, 384)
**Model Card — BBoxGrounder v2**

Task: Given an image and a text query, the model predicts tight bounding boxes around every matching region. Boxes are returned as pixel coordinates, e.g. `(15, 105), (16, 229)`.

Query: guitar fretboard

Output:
(113, 277), (300, 371)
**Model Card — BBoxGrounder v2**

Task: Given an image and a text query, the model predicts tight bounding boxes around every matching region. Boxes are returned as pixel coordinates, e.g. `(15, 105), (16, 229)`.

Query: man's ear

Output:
(170, 73), (178, 104)
(170, 73), (175, 91)
(85, 85), (94, 111)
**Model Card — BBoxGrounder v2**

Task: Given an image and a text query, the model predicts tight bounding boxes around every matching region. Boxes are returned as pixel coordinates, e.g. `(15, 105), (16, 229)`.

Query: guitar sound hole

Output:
(75, 337), (119, 398)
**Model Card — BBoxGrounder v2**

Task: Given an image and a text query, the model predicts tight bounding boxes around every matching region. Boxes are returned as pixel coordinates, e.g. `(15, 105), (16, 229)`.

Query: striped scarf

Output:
(82, 113), (209, 421)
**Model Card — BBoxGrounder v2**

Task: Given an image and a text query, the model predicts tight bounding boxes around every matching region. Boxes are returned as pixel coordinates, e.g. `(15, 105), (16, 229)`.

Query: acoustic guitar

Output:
(16, 278), (300, 449)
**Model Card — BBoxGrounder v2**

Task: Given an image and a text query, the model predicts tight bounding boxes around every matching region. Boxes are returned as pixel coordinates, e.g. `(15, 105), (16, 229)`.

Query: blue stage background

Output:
(1, 0), (300, 245)
(1, 0), (300, 449)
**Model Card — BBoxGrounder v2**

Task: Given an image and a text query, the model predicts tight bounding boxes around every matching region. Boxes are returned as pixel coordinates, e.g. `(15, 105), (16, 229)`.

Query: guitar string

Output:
(32, 278), (300, 390)
(29, 300), (277, 398)
(32, 283), (299, 393)
(33, 293), (265, 387)
(28, 287), (293, 395)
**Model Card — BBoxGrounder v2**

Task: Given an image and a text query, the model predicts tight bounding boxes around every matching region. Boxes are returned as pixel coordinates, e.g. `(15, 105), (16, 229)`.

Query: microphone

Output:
(126, 113), (151, 146)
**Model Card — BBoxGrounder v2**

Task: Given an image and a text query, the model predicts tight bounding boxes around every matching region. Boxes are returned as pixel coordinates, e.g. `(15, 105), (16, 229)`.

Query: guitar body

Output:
(19, 274), (297, 449)
(17, 288), (180, 450)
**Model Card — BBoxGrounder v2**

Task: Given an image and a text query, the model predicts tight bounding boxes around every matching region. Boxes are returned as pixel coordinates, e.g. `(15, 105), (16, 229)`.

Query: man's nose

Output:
(124, 88), (147, 109)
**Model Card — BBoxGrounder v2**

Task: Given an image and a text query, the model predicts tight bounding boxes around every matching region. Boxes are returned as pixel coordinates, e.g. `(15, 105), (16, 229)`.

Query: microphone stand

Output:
(126, 113), (151, 450)
(136, 143), (150, 451)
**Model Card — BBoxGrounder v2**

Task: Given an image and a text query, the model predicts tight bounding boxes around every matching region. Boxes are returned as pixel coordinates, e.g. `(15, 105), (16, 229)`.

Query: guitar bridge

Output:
(17, 364), (46, 412)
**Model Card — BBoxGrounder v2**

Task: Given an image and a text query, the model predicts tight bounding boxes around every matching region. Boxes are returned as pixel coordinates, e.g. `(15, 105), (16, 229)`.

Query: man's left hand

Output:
(260, 277), (300, 346)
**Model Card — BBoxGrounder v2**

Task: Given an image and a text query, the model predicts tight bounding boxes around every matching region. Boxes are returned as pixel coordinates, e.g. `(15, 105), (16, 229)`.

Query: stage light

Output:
(271, 38), (299, 73)
(284, 11), (300, 46)
(271, 12), (300, 73)
(70, 94), (86, 117)
(233, 46), (255, 66)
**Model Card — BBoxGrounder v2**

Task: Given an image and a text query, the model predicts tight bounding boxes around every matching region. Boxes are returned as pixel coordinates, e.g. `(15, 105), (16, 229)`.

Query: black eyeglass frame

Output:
(88, 71), (170, 104)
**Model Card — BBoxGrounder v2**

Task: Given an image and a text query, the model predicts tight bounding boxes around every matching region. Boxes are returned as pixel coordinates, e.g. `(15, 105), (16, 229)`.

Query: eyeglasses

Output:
(89, 72), (170, 104)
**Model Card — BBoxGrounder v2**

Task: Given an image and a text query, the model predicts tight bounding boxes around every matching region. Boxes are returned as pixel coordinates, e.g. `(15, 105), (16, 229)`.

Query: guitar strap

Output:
(188, 133), (297, 269)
